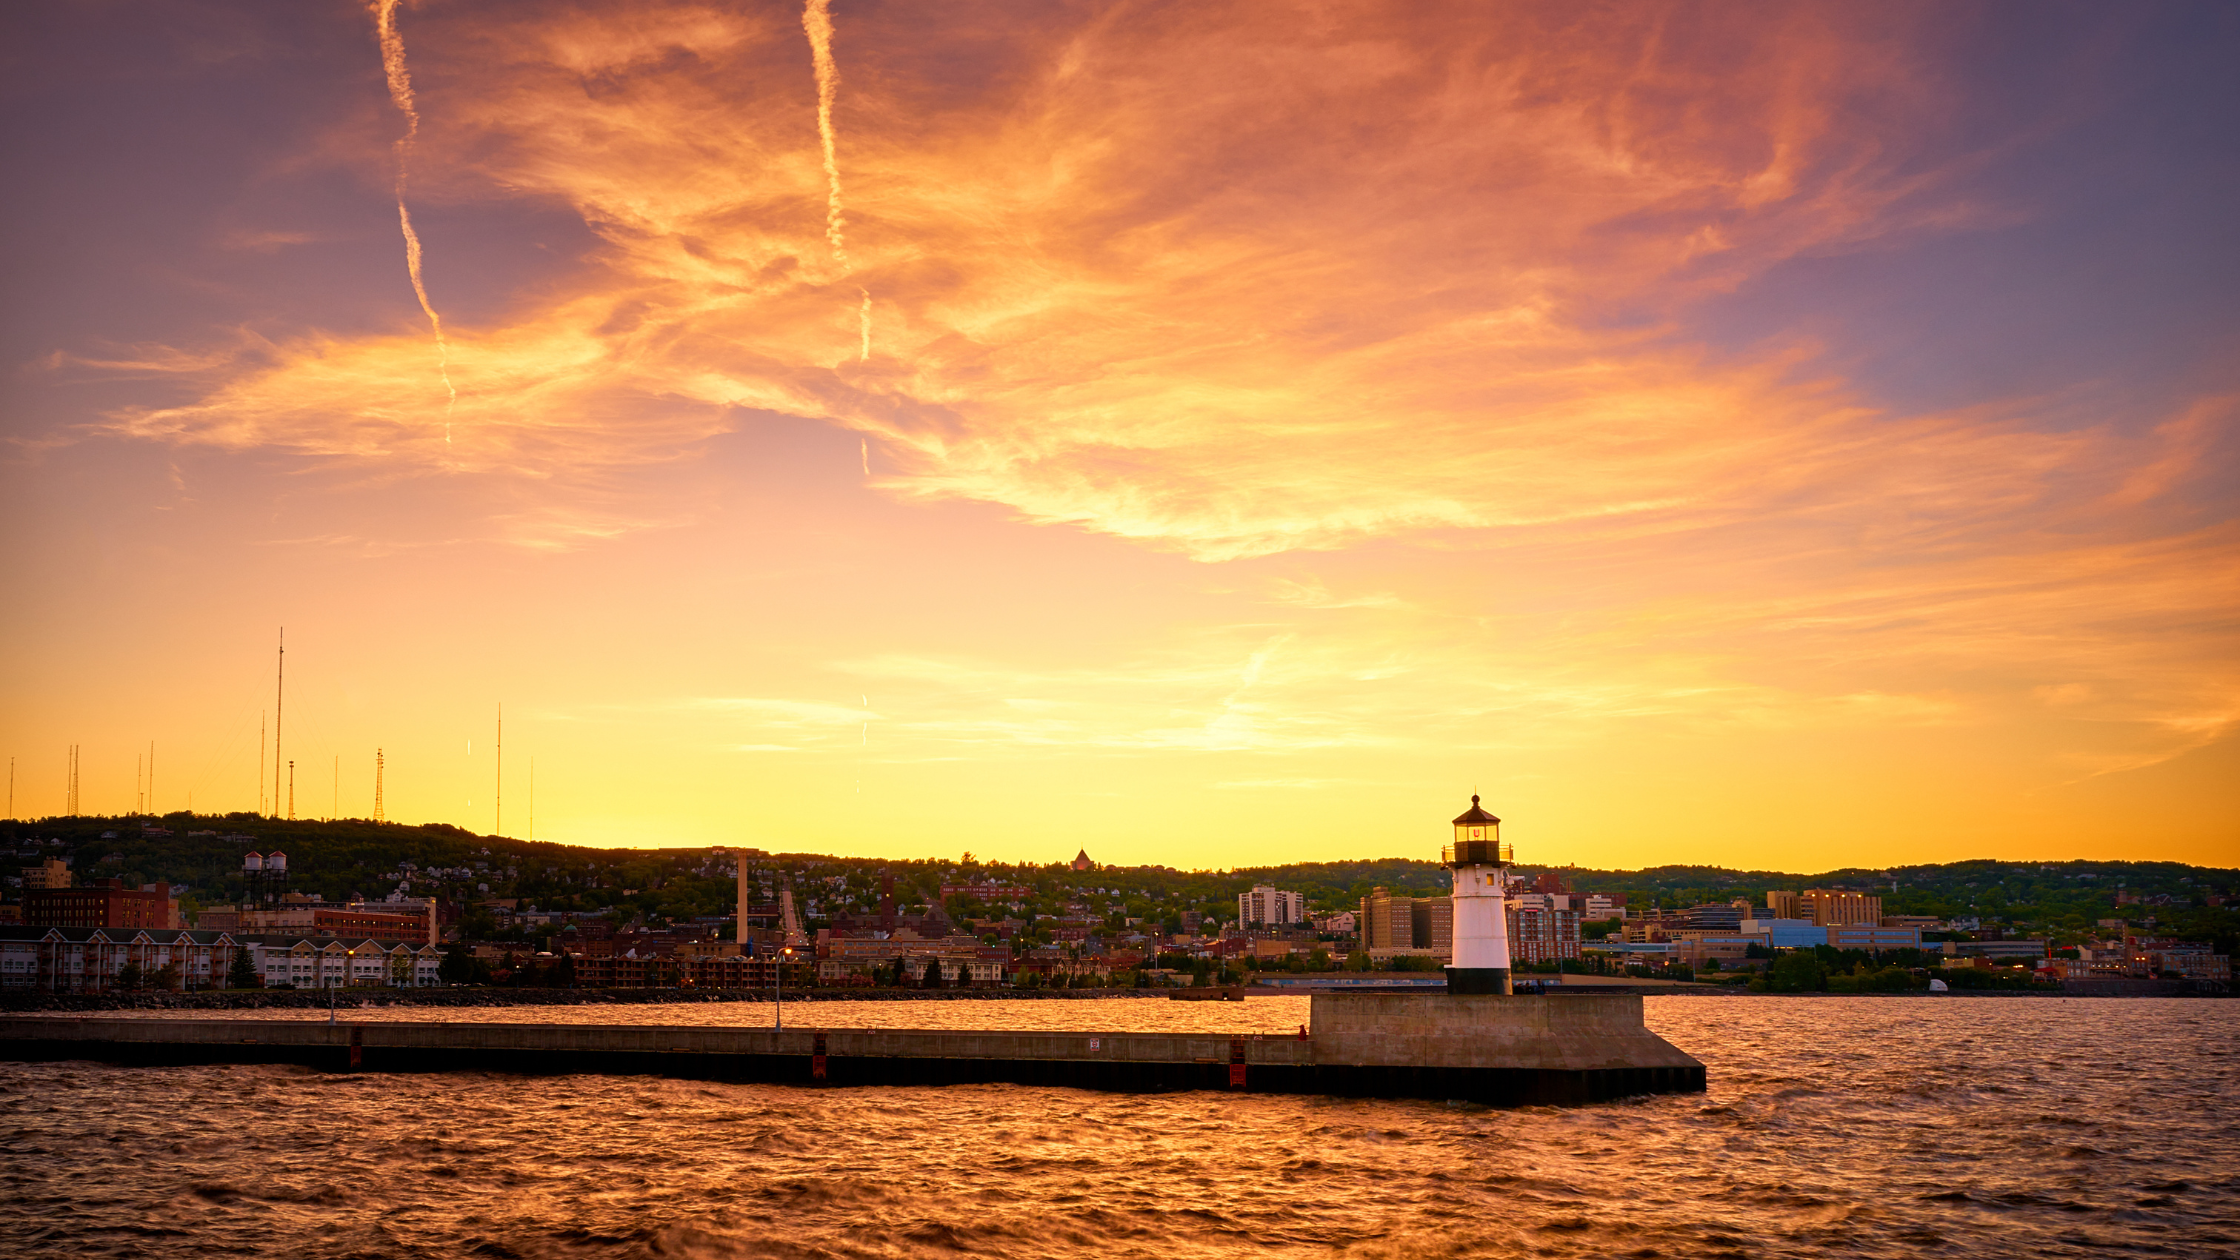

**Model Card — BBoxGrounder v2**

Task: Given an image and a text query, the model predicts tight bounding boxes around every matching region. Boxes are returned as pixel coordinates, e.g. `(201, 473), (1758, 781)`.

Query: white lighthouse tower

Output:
(1445, 795), (1514, 995)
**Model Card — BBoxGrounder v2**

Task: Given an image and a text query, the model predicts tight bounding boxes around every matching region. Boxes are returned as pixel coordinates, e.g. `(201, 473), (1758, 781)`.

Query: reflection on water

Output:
(1, 997), (2232, 1258)
(76, 994), (1318, 1036)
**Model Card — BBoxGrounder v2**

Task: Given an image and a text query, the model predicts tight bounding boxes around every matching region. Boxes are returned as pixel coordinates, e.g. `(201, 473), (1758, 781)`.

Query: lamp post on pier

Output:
(775, 944), (796, 1030)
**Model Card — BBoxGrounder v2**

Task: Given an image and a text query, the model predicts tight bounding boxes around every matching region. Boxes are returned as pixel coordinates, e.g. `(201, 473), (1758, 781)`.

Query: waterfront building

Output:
(0, 926), (440, 991)
(1824, 924), (1922, 951)
(1737, 916), (1830, 948)
(1949, 939), (2050, 962)
(1672, 935), (1767, 970)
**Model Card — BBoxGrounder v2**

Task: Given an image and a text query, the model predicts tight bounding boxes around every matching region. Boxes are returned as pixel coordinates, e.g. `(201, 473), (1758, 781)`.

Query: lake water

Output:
(0, 996), (2232, 1258)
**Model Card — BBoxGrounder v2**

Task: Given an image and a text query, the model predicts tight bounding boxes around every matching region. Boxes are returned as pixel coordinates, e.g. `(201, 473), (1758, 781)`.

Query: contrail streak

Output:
(803, 0), (847, 264)
(374, 0), (457, 431)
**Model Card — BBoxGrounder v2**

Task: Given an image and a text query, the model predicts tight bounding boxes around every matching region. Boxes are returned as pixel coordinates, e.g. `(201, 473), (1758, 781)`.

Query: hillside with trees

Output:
(6, 813), (2232, 954)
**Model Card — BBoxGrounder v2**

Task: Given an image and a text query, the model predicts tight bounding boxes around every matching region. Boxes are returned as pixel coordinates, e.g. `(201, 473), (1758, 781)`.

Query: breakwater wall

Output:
(0, 993), (1705, 1105)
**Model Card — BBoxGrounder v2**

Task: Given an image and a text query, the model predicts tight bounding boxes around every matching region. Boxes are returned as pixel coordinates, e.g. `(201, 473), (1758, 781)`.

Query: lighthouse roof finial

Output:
(1451, 795), (1500, 826)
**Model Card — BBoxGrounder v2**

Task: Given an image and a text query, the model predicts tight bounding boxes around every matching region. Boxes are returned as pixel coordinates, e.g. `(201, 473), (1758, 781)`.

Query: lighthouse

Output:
(1445, 795), (1514, 995)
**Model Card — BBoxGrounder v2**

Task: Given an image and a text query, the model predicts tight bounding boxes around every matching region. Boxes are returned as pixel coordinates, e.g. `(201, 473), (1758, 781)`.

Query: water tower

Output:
(1444, 796), (1514, 995)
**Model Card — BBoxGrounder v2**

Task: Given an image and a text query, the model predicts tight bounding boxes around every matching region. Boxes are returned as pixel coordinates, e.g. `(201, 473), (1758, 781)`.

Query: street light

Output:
(775, 944), (796, 1030)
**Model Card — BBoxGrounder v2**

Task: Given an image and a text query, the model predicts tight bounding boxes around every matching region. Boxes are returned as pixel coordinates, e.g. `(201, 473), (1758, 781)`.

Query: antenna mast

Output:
(374, 748), (385, 823)
(272, 628), (285, 820)
(496, 702), (503, 836)
(288, 759), (295, 820)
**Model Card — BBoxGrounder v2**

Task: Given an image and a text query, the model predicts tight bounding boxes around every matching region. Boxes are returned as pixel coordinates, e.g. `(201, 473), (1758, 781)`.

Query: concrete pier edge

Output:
(0, 992), (1707, 1106)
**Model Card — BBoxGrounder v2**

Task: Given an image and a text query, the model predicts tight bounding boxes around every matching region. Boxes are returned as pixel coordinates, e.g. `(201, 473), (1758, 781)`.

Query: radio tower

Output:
(495, 702), (503, 837)
(374, 749), (385, 823)
(272, 628), (285, 820)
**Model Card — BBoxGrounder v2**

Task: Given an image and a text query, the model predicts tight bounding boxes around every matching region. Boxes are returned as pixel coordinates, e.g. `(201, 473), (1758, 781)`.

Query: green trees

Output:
(1825, 962), (1920, 993)
(438, 943), (491, 985)
(115, 962), (143, 990)
(228, 949), (260, 989)
(1763, 951), (1825, 993)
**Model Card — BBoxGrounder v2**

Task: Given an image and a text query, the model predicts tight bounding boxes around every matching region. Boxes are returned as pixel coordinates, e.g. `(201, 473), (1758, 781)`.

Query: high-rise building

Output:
(1360, 888), (1414, 949)
(1237, 885), (1307, 927)
(1410, 897), (1454, 955)
(1765, 888), (1884, 927)
(1508, 903), (1581, 963)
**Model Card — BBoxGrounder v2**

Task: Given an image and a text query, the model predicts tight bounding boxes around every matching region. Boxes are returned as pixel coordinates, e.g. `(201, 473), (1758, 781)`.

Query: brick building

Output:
(24, 879), (177, 930)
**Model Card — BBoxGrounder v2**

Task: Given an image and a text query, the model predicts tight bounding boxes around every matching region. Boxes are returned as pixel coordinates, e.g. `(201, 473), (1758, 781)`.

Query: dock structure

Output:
(0, 991), (1703, 1105)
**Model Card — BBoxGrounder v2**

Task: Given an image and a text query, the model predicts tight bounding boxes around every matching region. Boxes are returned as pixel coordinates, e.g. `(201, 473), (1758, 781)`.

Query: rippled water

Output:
(1, 997), (2232, 1258)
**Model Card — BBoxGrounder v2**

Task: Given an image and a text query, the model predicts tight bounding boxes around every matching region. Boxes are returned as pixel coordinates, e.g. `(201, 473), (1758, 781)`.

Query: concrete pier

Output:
(0, 992), (1704, 1105)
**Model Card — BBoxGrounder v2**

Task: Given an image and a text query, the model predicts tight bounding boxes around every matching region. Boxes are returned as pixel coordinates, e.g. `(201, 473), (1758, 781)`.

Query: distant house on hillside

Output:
(1071, 849), (1095, 872)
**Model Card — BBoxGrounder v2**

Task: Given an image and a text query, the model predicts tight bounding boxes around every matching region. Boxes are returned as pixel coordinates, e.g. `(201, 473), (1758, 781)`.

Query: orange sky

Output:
(2, 1), (2234, 869)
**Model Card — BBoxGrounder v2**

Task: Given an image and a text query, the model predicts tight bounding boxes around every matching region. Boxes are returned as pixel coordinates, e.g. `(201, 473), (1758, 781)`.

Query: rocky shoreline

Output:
(0, 987), (1171, 1013)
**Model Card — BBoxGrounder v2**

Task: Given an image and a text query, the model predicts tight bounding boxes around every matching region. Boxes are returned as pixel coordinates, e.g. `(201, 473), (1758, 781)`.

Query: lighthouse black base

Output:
(1446, 966), (1511, 995)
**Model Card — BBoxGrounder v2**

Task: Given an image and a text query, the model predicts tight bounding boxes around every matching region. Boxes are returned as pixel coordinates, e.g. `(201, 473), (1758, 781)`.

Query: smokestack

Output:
(736, 857), (750, 947)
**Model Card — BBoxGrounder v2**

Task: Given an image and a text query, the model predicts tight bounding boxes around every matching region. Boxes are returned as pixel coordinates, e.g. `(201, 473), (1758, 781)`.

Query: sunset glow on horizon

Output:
(3, 1), (2233, 869)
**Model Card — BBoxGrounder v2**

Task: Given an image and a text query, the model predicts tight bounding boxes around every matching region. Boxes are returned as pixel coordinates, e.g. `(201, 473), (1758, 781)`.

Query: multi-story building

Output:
(1582, 893), (1626, 920)
(1508, 903), (1580, 963)
(1237, 885), (1307, 927)
(1360, 888), (1416, 949)
(1411, 898), (1454, 956)
(24, 879), (178, 930)
(813, 932), (1001, 985)
(2126, 939), (2231, 981)
(1736, 917), (1827, 947)
(18, 858), (71, 890)
(236, 905), (434, 945)
(0, 926), (440, 991)
(1678, 903), (1746, 932)
(1824, 924), (1922, 951)
(1672, 935), (1763, 970)
(1768, 889), (1885, 927)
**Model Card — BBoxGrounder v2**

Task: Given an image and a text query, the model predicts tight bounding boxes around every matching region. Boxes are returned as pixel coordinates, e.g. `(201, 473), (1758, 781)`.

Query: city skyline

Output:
(3, 2), (2234, 869)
